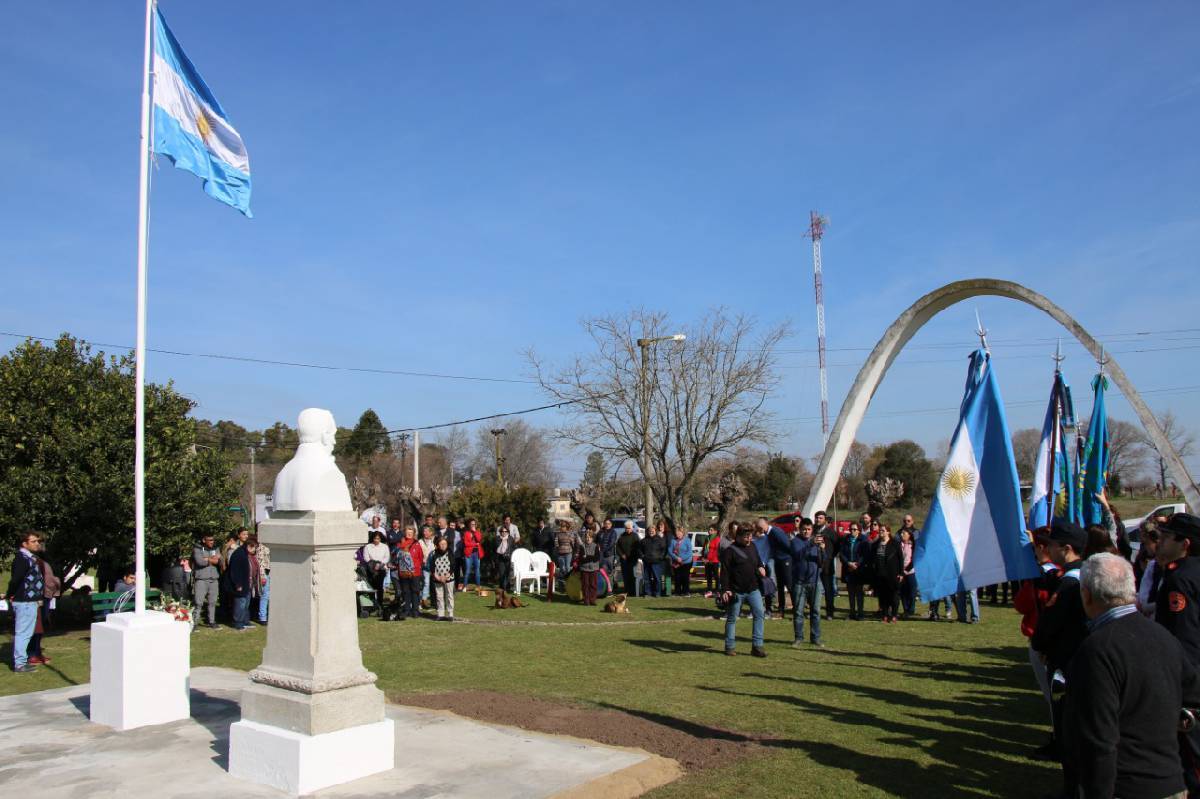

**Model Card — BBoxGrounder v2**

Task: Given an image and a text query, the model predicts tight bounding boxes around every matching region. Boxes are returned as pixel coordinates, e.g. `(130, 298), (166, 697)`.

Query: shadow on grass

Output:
(699, 683), (1053, 796)
(625, 638), (716, 654)
(641, 604), (723, 618)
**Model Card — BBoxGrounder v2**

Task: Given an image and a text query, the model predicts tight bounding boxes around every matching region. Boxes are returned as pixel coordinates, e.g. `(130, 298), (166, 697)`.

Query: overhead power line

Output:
(0, 331), (536, 385)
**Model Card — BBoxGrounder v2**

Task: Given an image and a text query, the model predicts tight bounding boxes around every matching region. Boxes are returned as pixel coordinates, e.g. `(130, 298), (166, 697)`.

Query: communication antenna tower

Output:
(807, 211), (831, 442)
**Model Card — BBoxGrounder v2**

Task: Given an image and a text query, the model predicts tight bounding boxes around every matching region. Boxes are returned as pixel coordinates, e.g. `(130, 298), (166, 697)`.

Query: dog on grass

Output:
(603, 594), (630, 614)
(494, 589), (525, 609)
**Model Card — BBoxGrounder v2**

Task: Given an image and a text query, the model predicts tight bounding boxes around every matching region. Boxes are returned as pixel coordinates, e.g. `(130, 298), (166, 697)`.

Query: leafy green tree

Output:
(0, 335), (238, 589)
(583, 451), (607, 488)
(446, 481), (547, 540)
(872, 440), (937, 505)
(336, 409), (390, 461)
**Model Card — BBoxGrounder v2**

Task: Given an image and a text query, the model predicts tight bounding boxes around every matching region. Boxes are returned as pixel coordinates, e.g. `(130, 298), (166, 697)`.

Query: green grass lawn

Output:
(2, 589), (1055, 798)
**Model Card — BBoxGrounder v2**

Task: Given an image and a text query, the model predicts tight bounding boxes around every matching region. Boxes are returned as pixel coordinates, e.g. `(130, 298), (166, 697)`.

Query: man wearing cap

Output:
(1154, 512), (1200, 796)
(1031, 519), (1089, 799)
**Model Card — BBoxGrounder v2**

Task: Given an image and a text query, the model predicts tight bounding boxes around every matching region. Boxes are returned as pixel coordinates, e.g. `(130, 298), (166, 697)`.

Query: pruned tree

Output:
(704, 470), (748, 530)
(529, 308), (787, 528)
(1011, 428), (1041, 484)
(469, 419), (558, 488)
(864, 477), (905, 519)
(398, 485), (453, 525)
(1106, 419), (1146, 493)
(569, 483), (599, 521)
(1137, 410), (1196, 494)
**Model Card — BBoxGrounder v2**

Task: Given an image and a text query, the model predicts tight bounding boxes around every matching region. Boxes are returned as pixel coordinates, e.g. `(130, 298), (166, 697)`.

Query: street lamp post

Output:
(636, 333), (685, 530)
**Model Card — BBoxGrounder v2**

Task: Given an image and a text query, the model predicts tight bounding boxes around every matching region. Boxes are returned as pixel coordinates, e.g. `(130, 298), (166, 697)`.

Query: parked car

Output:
(609, 517), (646, 538)
(1124, 503), (1189, 536)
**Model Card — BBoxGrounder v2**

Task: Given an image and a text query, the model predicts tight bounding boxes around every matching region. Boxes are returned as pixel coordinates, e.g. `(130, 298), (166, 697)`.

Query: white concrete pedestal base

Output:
(89, 610), (190, 731)
(229, 718), (395, 795)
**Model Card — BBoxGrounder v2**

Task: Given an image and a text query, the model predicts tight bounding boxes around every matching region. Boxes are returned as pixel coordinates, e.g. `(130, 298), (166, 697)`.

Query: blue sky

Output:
(2, 2), (1198, 485)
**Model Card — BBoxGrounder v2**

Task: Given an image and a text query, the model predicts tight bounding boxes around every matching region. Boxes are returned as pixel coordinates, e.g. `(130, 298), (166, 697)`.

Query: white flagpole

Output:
(134, 0), (155, 615)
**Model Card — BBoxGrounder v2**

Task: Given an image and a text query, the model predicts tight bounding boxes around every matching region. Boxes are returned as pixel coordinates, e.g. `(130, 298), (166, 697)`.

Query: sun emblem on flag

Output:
(196, 110), (212, 143)
(942, 466), (976, 499)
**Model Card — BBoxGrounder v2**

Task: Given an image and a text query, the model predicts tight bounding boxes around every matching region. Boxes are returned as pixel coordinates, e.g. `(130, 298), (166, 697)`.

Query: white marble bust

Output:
(272, 408), (353, 512)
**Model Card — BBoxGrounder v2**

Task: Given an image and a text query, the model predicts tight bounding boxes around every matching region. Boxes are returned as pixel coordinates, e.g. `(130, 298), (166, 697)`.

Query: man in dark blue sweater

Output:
(1065, 552), (1200, 799)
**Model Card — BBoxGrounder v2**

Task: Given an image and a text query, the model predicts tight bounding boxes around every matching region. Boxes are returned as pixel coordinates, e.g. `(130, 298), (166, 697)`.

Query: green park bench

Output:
(90, 589), (162, 622)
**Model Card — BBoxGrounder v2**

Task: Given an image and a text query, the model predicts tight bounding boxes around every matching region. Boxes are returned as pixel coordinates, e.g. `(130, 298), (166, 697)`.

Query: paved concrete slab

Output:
(0, 667), (679, 798)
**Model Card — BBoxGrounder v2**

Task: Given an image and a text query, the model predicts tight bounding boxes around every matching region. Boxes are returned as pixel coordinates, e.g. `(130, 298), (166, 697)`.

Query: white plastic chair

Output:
(510, 548), (536, 595)
(528, 551), (552, 594)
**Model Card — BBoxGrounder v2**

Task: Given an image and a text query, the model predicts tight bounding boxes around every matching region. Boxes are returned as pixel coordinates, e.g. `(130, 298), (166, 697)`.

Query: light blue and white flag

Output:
(1027, 371), (1075, 529)
(152, 8), (251, 215)
(915, 350), (1041, 601)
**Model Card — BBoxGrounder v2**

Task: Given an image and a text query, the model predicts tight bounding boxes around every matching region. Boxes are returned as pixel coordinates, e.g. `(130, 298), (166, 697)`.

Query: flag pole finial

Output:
(1052, 339), (1066, 372)
(974, 309), (989, 353)
(1097, 344), (1109, 376)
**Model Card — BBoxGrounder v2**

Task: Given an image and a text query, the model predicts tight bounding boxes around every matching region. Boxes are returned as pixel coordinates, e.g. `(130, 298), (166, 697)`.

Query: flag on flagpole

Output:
(1027, 371), (1076, 530)
(1079, 374), (1110, 525)
(151, 7), (252, 215)
(914, 350), (1041, 601)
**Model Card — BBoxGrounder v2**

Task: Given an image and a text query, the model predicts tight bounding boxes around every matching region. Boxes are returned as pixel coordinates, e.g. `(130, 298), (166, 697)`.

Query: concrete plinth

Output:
(89, 610), (190, 731)
(230, 510), (393, 793)
(229, 718), (394, 794)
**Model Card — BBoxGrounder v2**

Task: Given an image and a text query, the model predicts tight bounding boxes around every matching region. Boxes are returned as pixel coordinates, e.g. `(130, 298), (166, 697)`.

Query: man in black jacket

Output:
(812, 511), (838, 618)
(615, 521), (640, 594)
(639, 527), (667, 598)
(1065, 552), (1200, 799)
(720, 526), (767, 658)
(1154, 512), (1200, 796)
(1031, 520), (1089, 798)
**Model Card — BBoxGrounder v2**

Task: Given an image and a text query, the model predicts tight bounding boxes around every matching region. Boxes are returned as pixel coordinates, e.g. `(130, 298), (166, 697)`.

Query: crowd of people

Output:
(9, 495), (1200, 799)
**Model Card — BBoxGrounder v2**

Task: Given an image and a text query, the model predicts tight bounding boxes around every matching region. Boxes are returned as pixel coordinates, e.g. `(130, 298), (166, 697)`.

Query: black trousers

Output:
(820, 573), (837, 616)
(672, 563), (691, 595)
(774, 559), (794, 614)
(705, 563), (720, 592)
(619, 557), (637, 593)
(400, 577), (421, 617)
(847, 580), (866, 618)
(495, 555), (511, 591)
(875, 578), (899, 618)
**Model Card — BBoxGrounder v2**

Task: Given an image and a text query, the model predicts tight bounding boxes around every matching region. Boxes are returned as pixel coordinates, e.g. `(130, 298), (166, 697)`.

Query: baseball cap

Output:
(1047, 520), (1087, 553)
(1162, 513), (1200, 550)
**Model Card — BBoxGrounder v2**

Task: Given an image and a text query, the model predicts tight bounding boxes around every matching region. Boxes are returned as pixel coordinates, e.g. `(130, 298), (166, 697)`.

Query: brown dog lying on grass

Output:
(494, 589), (525, 609)
(603, 594), (630, 614)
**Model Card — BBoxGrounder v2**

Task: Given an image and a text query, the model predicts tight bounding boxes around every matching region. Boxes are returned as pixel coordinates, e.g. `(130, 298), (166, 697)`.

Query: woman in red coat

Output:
(462, 518), (485, 591)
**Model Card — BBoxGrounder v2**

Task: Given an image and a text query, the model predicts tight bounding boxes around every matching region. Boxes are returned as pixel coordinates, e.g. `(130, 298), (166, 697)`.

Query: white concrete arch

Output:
(802, 278), (1199, 518)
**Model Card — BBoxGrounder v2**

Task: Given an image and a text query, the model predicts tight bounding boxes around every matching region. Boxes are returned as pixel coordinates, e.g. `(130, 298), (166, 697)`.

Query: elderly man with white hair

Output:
(1064, 553), (1200, 799)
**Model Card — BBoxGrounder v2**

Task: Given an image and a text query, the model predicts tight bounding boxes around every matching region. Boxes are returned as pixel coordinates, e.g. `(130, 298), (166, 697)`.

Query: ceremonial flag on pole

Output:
(1079, 374), (1110, 525)
(1027, 371), (1076, 530)
(915, 350), (1041, 601)
(151, 7), (252, 215)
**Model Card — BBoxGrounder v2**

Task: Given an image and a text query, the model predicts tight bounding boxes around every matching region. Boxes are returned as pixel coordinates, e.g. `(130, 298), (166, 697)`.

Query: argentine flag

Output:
(152, 8), (251, 215)
(1027, 371), (1075, 530)
(915, 350), (1041, 601)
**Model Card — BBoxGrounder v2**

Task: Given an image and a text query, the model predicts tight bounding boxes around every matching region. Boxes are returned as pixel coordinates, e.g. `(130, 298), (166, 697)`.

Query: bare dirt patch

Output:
(390, 689), (770, 772)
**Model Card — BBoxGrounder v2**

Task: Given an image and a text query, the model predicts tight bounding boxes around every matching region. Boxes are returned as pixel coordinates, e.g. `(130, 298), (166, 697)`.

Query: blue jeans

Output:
(555, 554), (573, 582)
(643, 562), (664, 597)
(792, 580), (823, 644)
(12, 601), (38, 669)
(465, 554), (481, 587)
(954, 589), (980, 621)
(257, 575), (270, 622)
(724, 589), (765, 649)
(233, 595), (251, 629)
(423, 570), (431, 600)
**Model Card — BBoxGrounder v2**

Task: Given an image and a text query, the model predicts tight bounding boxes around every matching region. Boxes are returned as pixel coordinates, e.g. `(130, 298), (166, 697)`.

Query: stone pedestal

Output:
(90, 610), (190, 731)
(228, 510), (393, 794)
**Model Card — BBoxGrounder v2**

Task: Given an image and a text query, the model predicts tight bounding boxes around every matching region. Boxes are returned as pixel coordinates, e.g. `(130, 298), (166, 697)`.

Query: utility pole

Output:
(396, 432), (410, 528)
(249, 443), (256, 527)
(491, 428), (506, 485)
(636, 333), (686, 528)
(807, 212), (831, 444)
(412, 429), (420, 493)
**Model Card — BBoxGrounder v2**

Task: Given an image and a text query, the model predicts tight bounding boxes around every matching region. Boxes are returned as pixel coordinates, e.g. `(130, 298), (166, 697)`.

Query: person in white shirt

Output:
(363, 531), (390, 611)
